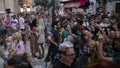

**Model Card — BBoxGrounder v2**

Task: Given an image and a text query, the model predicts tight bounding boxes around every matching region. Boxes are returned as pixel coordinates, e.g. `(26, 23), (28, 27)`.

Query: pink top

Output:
(5, 19), (11, 30)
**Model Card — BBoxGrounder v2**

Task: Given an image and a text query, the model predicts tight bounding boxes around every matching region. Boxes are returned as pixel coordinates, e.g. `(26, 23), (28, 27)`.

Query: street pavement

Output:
(0, 40), (51, 68)
(31, 58), (44, 68)
(27, 41), (50, 68)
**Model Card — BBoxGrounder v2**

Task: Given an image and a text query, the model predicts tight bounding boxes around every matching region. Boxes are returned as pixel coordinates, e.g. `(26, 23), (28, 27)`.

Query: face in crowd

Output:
(59, 41), (75, 66)
(61, 47), (75, 64)
(83, 30), (93, 40)
(108, 30), (116, 39)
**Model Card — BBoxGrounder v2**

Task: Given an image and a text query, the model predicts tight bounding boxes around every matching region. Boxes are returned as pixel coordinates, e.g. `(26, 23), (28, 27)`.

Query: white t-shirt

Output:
(11, 18), (18, 29)
(100, 22), (109, 28)
(19, 17), (25, 30)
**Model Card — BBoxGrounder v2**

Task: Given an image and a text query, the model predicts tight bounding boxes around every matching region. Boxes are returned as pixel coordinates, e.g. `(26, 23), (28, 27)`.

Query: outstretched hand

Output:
(98, 34), (105, 43)
(111, 24), (118, 31)
(94, 23), (102, 30)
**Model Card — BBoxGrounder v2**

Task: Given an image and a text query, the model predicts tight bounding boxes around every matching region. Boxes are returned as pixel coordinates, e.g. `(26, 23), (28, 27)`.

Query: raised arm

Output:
(94, 23), (110, 42)
(98, 34), (113, 62)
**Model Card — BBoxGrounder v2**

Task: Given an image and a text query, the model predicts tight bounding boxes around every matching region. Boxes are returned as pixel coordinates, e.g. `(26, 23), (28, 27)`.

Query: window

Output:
(115, 3), (120, 13)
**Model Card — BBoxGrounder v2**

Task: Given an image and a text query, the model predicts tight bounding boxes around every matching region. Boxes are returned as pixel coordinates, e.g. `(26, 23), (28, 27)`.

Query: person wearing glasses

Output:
(53, 41), (77, 68)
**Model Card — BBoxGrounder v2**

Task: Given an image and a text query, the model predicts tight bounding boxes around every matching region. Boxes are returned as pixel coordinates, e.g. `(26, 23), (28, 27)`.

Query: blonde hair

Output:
(12, 32), (22, 40)
(38, 18), (45, 29)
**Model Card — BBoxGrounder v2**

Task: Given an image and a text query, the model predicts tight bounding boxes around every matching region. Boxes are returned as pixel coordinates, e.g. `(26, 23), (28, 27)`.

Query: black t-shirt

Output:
(53, 58), (80, 68)
(53, 60), (71, 68)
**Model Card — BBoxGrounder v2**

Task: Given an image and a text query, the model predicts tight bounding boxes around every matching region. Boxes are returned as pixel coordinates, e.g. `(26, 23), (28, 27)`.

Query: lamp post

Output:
(3, 0), (5, 11)
(18, 0), (26, 13)
(26, 6), (31, 12)
(52, 0), (56, 24)
(20, 7), (25, 13)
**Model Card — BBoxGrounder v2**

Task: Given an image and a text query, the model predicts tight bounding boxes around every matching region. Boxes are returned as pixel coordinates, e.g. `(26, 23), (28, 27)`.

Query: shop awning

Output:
(62, 0), (89, 8)
(62, 2), (81, 8)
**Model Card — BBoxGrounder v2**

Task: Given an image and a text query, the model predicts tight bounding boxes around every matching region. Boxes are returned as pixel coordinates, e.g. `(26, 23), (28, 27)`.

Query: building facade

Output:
(0, 0), (34, 15)
(111, 0), (120, 13)
(97, 0), (120, 13)
(0, 0), (19, 14)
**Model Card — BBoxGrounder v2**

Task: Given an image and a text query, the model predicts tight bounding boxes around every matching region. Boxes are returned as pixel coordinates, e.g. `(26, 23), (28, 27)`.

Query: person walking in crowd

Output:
(11, 15), (18, 33)
(30, 26), (38, 57)
(5, 15), (12, 35)
(15, 33), (26, 55)
(44, 23), (60, 67)
(36, 15), (46, 59)
(44, 17), (52, 32)
(53, 41), (79, 68)
(0, 4), (120, 68)
(18, 14), (25, 32)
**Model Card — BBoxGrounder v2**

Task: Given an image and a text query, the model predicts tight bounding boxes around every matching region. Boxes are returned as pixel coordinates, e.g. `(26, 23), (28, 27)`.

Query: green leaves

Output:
(54, 0), (60, 9)
(34, 0), (41, 3)
(34, 0), (51, 6)
(34, 0), (60, 10)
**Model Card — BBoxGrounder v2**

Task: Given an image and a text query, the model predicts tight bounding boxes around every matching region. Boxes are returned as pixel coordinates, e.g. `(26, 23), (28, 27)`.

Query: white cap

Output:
(59, 41), (73, 52)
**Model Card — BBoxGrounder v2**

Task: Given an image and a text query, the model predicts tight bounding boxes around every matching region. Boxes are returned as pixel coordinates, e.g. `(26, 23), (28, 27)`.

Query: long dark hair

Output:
(7, 54), (33, 68)
(79, 30), (89, 47)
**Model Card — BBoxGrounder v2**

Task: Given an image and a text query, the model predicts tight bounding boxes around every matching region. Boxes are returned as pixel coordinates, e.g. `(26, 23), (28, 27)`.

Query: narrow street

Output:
(27, 41), (50, 68)
(0, 0), (120, 68)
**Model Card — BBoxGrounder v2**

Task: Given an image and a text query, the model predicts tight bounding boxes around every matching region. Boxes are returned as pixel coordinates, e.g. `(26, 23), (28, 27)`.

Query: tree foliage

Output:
(34, 0), (51, 6)
(34, 0), (60, 9)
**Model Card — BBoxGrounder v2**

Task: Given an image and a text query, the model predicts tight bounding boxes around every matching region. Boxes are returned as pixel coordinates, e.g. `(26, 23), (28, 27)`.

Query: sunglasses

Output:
(64, 53), (75, 57)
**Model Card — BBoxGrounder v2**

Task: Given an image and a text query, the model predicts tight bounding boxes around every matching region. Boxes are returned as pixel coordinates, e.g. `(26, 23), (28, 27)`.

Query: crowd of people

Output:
(0, 6), (120, 68)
